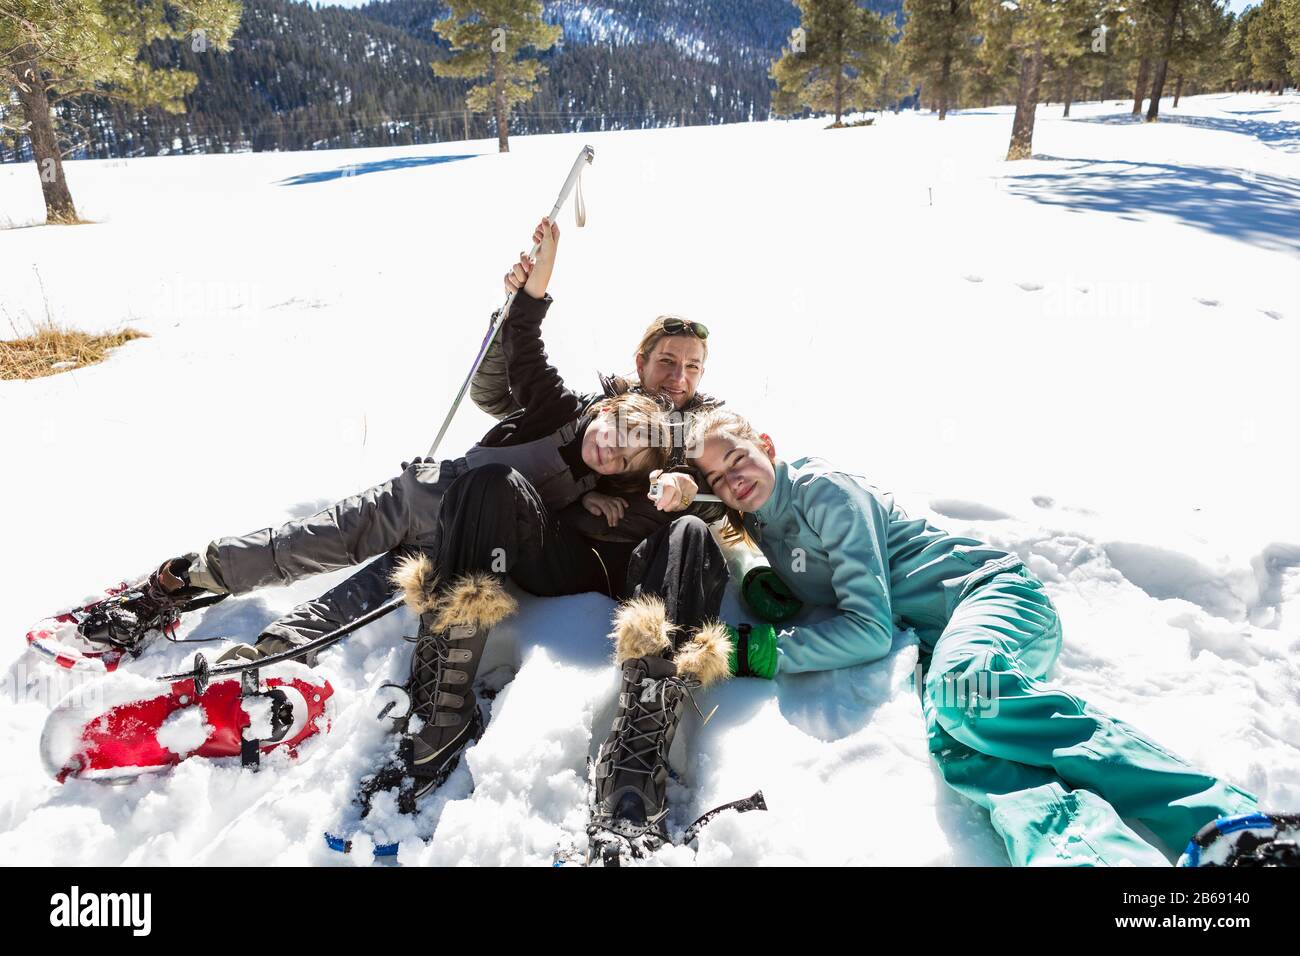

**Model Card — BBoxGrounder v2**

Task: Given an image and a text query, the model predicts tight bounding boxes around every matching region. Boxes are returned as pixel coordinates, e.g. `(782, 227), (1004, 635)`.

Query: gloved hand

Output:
(725, 622), (778, 679)
(741, 566), (804, 624)
(401, 455), (430, 471)
(215, 632), (301, 665)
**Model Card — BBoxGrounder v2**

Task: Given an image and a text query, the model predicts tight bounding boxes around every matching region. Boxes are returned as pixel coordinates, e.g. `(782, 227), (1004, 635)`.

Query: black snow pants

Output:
(193, 462), (728, 652)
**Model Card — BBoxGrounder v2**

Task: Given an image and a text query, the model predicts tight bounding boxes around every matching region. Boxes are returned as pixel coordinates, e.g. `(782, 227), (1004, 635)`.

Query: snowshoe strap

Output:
(683, 791), (768, 845)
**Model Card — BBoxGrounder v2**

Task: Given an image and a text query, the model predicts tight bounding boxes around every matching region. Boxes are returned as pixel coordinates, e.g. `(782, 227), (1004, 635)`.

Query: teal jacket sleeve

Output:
(775, 474), (896, 674)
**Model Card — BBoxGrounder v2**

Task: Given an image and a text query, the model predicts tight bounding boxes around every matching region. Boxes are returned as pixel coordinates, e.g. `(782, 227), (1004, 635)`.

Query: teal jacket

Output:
(744, 458), (1024, 674)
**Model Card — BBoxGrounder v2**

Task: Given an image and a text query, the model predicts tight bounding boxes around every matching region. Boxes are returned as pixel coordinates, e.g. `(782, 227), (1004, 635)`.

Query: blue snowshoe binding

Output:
(1178, 812), (1300, 867)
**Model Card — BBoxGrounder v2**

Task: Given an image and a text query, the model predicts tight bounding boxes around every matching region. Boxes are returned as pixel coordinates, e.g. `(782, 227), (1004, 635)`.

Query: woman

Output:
(687, 407), (1275, 866)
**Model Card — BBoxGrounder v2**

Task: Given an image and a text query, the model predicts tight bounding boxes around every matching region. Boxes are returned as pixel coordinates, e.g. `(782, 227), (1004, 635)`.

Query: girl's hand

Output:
(582, 491), (628, 528)
(522, 216), (559, 299)
(648, 470), (697, 512)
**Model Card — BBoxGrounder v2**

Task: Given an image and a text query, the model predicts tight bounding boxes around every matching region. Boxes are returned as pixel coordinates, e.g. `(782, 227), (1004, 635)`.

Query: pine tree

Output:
(1245, 0), (1295, 92)
(1049, 0), (1107, 117)
(430, 0), (560, 152)
(900, 0), (977, 119)
(0, 0), (240, 223)
(974, 0), (1071, 160)
(770, 0), (896, 125)
(1166, 0), (1232, 106)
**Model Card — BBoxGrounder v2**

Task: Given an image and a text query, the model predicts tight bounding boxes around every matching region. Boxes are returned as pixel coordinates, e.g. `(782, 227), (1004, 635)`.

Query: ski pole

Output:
(425, 144), (595, 459)
(156, 594), (407, 683)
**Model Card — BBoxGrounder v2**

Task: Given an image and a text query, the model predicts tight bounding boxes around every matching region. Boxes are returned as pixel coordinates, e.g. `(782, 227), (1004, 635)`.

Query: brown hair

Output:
(687, 408), (764, 545)
(584, 391), (675, 476)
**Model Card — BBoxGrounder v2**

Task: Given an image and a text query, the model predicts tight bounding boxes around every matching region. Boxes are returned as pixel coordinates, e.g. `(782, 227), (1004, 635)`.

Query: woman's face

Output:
(636, 336), (706, 409)
(696, 432), (776, 511)
(581, 413), (655, 475)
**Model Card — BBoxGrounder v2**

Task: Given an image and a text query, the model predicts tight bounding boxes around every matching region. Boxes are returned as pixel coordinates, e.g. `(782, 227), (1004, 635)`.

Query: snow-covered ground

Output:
(1, 93), (1297, 866)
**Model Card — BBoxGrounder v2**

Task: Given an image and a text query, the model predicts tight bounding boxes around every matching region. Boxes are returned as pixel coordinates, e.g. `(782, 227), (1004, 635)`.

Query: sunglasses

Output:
(658, 318), (709, 340)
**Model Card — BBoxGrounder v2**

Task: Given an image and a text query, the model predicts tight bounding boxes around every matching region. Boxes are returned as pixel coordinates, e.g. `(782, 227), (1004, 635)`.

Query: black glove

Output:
(400, 455), (430, 471)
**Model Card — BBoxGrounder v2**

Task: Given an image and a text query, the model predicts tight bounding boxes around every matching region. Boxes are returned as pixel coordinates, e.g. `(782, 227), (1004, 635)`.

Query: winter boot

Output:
(587, 599), (731, 863)
(391, 554), (516, 803)
(78, 556), (223, 655)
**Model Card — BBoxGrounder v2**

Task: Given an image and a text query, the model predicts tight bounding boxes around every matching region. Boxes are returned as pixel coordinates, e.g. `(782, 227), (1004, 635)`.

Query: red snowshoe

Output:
(41, 660), (333, 782)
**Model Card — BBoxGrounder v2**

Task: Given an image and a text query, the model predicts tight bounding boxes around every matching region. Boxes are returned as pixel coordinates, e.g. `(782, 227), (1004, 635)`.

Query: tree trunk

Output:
(938, 52), (952, 120)
(1006, 44), (1044, 161)
(491, 49), (508, 152)
(1132, 57), (1150, 115)
(1173, 75), (1183, 107)
(1146, 0), (1181, 122)
(1063, 61), (1075, 117)
(833, 49), (844, 124)
(9, 54), (78, 224)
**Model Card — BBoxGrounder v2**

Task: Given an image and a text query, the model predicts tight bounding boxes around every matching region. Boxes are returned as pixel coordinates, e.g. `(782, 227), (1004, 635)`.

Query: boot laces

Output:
(607, 671), (703, 782)
(408, 629), (453, 722)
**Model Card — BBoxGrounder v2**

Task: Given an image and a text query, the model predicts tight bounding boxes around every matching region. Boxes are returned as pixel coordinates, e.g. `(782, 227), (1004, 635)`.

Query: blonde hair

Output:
(585, 391), (674, 475)
(687, 408), (764, 544)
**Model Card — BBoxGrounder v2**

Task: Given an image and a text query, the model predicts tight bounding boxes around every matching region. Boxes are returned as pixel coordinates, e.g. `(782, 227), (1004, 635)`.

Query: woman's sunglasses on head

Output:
(659, 318), (709, 340)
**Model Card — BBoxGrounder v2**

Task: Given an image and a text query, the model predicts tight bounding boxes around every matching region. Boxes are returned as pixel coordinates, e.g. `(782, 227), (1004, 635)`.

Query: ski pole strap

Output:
(574, 160), (587, 226)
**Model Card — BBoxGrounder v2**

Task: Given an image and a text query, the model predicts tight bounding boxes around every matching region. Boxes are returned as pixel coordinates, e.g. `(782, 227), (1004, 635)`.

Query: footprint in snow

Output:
(1032, 495), (1055, 508)
(1195, 297), (1220, 307)
(964, 274), (984, 283)
(1017, 282), (1043, 292)
(1262, 309), (1283, 321)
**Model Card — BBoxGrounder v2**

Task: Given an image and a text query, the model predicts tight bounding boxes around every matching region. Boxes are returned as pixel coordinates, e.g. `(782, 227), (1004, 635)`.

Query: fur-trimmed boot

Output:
(390, 553), (516, 802)
(588, 600), (731, 862)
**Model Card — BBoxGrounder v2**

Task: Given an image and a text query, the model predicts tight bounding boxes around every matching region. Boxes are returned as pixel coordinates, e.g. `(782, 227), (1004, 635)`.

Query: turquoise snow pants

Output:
(920, 566), (1259, 866)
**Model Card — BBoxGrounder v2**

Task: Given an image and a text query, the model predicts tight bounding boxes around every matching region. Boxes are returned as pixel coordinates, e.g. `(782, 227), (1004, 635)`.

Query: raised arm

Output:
(469, 312), (523, 420)
(774, 474), (897, 674)
(498, 218), (584, 421)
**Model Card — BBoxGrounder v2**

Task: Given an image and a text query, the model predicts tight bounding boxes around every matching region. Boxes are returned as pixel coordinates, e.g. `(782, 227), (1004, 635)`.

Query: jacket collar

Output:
(750, 459), (791, 528)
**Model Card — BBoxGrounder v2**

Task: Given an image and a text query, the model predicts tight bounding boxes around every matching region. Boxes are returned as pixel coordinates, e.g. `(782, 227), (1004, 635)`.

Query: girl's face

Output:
(696, 432), (776, 511)
(582, 413), (655, 475)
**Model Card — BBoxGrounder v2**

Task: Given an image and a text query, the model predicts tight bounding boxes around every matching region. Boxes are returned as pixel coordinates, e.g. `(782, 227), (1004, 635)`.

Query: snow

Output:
(2, 92), (1299, 865)
(156, 704), (214, 755)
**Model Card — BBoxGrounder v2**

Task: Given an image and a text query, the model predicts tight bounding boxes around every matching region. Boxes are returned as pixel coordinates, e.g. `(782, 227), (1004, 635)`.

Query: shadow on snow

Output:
(1004, 154), (1300, 256)
(1070, 109), (1300, 152)
(278, 153), (478, 186)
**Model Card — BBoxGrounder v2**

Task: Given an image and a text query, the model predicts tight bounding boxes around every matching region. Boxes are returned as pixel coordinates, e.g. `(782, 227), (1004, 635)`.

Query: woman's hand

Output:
(648, 470), (697, 512)
(514, 216), (558, 299)
(582, 491), (628, 528)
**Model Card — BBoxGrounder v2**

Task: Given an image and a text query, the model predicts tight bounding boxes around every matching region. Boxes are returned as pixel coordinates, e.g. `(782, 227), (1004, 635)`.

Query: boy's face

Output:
(581, 413), (656, 476)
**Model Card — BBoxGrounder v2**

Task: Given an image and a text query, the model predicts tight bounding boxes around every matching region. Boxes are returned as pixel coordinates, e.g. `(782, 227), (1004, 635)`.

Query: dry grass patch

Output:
(0, 323), (147, 380)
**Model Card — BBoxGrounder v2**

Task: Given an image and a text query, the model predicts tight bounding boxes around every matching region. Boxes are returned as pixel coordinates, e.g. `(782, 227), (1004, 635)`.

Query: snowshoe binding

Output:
(27, 557), (225, 671)
(1178, 812), (1300, 867)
